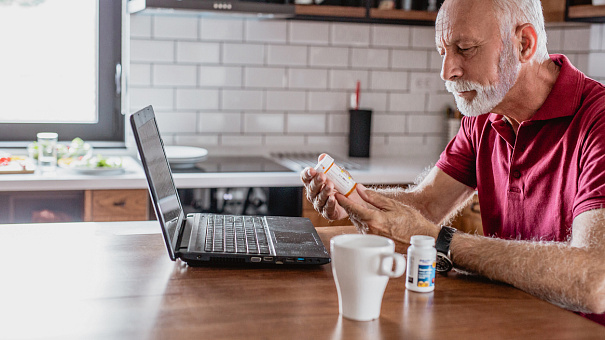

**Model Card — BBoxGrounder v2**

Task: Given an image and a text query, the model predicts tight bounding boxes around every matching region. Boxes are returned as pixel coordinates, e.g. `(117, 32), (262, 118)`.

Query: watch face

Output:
(436, 252), (453, 273)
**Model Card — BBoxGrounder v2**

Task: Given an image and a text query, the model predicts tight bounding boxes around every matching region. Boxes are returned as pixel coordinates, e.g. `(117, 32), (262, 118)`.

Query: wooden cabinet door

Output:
(84, 189), (149, 222)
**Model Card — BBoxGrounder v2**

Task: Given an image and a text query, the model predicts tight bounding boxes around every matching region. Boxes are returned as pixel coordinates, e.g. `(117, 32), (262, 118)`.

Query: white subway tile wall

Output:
(289, 68), (329, 89)
(153, 16), (198, 40)
(246, 20), (288, 43)
(200, 18), (244, 42)
(371, 25), (410, 48)
(198, 66), (243, 87)
(176, 89), (219, 110)
(129, 14), (605, 157)
(176, 42), (220, 64)
(289, 21), (330, 45)
(267, 45), (308, 66)
(547, 24), (605, 82)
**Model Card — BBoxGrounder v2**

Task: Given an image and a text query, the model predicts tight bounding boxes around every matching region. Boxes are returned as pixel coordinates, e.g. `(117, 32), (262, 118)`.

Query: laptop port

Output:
(263, 257), (273, 262)
(251, 257), (262, 263)
(285, 258), (294, 262)
(297, 258), (305, 262)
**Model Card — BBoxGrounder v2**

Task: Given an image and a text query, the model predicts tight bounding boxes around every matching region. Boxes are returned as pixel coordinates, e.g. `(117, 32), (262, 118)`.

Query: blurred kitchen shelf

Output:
(369, 8), (437, 21)
(567, 4), (605, 22)
(295, 4), (366, 18)
(142, 0), (598, 24)
(293, 5), (436, 25)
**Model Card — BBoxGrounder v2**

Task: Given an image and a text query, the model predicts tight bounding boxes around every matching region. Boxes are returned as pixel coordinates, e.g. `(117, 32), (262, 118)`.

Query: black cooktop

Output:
(170, 156), (295, 174)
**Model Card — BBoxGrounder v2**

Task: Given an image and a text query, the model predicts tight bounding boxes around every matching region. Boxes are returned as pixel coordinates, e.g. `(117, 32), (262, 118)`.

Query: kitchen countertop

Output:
(0, 153), (438, 192)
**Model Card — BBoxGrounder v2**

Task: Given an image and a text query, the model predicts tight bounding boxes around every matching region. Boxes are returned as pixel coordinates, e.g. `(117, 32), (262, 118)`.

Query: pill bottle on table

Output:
(405, 235), (437, 293)
(314, 154), (357, 197)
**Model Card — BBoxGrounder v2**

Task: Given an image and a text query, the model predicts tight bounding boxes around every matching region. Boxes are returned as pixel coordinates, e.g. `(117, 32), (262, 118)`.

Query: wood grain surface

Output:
(0, 222), (601, 339)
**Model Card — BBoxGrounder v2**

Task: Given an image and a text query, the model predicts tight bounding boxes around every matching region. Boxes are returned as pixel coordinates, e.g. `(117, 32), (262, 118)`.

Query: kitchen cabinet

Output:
(296, 0), (598, 23)
(543, 0), (567, 22)
(566, 2), (605, 22)
(0, 189), (150, 223)
(538, 0), (605, 23)
(143, 0), (438, 25)
(84, 189), (150, 222)
(0, 191), (84, 224)
(142, 0), (592, 24)
(294, 5), (437, 25)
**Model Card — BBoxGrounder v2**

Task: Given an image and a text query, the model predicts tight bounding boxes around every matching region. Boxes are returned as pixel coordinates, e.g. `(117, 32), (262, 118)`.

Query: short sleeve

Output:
(574, 104), (605, 218)
(436, 116), (478, 189)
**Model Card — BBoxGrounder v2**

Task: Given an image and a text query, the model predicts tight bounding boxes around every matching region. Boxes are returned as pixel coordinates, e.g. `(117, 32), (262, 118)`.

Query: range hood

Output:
(137, 0), (296, 19)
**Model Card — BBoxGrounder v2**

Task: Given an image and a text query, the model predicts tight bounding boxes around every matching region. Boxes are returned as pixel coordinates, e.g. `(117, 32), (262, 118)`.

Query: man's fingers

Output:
(336, 192), (376, 222)
(357, 187), (392, 211)
(300, 167), (315, 185)
(313, 182), (334, 212)
(323, 196), (340, 220)
(306, 172), (326, 200)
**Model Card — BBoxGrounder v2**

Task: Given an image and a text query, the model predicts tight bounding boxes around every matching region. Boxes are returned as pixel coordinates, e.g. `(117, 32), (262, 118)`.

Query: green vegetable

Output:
(83, 155), (122, 168)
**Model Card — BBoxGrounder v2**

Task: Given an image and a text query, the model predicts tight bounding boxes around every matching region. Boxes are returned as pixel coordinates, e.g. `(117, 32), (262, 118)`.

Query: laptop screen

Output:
(131, 106), (184, 260)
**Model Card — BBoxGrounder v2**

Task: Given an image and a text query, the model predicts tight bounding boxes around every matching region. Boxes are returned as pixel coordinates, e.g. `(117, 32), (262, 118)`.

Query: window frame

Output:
(0, 0), (125, 148)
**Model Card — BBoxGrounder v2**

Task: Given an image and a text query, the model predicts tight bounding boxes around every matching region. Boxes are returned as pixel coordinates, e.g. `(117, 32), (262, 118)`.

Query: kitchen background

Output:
(128, 13), (605, 158)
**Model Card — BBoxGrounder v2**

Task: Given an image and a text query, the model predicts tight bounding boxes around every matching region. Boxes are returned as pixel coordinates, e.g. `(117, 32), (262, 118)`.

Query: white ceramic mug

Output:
(330, 234), (406, 321)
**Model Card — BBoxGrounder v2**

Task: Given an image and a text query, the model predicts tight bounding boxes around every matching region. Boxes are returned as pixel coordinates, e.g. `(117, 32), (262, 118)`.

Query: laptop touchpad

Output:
(274, 231), (318, 245)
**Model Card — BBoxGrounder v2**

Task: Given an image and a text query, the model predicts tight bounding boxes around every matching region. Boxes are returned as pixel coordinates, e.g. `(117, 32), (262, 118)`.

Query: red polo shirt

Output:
(436, 54), (605, 325)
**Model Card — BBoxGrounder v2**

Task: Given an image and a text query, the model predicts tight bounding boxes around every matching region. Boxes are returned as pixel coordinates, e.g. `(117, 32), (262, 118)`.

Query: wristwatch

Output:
(435, 225), (457, 273)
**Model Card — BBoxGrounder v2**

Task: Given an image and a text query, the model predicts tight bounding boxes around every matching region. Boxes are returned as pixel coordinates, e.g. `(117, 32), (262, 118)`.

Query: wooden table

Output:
(0, 221), (602, 339)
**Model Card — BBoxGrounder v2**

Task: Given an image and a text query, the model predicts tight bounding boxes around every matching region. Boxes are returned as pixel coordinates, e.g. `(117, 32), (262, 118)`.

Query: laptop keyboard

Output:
(204, 215), (270, 254)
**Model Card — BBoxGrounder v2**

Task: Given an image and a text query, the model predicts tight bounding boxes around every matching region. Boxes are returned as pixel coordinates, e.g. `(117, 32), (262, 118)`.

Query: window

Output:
(0, 0), (124, 146)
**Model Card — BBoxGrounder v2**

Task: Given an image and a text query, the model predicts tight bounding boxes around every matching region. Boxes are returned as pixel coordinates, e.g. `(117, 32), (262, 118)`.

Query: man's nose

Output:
(440, 52), (463, 81)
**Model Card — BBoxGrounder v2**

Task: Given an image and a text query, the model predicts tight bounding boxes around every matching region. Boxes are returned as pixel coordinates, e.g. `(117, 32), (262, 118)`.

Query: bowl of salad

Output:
(28, 137), (93, 160)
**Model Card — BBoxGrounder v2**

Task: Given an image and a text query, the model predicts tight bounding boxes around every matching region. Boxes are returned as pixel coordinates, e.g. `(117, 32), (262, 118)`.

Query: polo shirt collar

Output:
(487, 54), (583, 124)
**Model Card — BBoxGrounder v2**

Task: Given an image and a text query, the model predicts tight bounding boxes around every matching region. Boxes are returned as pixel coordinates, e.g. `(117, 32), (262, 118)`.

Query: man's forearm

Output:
(451, 232), (605, 314)
(369, 185), (472, 226)
(369, 186), (432, 219)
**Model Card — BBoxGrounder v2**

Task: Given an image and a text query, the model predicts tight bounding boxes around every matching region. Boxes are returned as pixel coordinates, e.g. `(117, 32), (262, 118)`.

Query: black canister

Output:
(348, 109), (372, 158)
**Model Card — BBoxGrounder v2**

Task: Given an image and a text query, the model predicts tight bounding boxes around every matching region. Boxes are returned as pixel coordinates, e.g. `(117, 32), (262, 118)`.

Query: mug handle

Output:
(379, 253), (406, 278)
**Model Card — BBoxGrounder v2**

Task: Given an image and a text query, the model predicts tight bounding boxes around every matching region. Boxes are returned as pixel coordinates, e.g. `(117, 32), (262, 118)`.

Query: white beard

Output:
(445, 38), (521, 117)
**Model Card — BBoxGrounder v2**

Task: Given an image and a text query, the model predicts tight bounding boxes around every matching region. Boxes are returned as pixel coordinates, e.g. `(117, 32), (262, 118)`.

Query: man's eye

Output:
(458, 46), (475, 53)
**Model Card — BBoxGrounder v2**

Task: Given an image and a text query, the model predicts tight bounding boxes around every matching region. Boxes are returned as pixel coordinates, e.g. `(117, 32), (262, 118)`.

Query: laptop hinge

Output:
(174, 213), (192, 253)
(187, 214), (207, 252)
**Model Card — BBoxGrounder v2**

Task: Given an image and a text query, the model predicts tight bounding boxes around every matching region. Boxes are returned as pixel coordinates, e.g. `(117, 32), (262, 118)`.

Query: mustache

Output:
(445, 80), (482, 93)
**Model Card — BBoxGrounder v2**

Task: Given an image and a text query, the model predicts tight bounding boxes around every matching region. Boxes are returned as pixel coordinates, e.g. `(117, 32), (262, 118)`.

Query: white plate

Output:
(165, 146), (208, 167)
(58, 156), (125, 175)
(60, 165), (125, 175)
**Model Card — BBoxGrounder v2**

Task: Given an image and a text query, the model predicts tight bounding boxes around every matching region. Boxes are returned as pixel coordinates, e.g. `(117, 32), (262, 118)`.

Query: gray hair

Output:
(492, 0), (549, 61)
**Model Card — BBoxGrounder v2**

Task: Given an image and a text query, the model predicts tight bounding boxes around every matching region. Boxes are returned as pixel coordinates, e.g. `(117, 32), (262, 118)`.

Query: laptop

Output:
(130, 105), (330, 266)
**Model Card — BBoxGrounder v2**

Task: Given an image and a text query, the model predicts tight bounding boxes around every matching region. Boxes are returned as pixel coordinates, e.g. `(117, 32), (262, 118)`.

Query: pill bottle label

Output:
(314, 155), (356, 196)
(406, 252), (436, 292)
(330, 168), (357, 196)
(417, 262), (436, 288)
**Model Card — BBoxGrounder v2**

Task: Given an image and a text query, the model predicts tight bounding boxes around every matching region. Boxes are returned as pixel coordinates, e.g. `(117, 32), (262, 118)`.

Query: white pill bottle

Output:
(405, 235), (437, 293)
(314, 154), (357, 197)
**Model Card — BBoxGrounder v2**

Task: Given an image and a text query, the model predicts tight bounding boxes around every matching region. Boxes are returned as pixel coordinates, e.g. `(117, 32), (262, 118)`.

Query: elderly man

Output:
(301, 0), (605, 326)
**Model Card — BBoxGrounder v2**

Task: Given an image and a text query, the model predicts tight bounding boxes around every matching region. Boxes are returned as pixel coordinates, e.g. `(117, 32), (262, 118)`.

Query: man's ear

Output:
(515, 23), (538, 63)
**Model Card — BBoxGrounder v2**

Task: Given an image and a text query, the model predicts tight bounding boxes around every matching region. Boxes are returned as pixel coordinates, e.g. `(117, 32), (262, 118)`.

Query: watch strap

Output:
(435, 226), (456, 258)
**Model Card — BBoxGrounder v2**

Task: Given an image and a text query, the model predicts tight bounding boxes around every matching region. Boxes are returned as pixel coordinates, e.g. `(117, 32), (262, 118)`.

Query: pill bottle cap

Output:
(410, 235), (435, 247)
(314, 154), (335, 173)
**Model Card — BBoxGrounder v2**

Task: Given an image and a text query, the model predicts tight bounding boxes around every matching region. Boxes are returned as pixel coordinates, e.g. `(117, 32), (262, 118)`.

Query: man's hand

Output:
(300, 166), (349, 221)
(336, 187), (439, 243)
